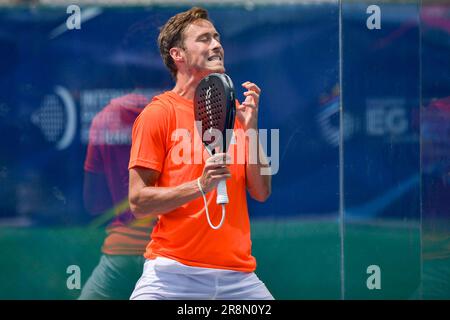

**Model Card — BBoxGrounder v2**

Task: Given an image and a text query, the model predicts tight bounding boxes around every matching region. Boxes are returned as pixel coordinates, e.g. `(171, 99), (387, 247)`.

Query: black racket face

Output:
(194, 73), (235, 153)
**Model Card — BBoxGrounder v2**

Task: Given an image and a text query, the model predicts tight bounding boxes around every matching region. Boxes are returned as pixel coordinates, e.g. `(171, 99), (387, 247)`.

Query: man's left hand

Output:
(236, 81), (260, 131)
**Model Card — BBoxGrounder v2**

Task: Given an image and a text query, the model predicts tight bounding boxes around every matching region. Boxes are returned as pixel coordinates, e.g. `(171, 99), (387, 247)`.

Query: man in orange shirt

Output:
(129, 7), (273, 300)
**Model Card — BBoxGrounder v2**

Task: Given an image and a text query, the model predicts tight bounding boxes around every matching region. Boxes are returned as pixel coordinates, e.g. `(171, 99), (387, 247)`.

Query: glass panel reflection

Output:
(420, 0), (450, 300)
(0, 2), (341, 299)
(341, 0), (421, 299)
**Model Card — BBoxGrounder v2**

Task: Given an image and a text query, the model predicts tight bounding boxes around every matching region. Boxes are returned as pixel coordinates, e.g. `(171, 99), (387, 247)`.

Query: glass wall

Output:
(0, 0), (449, 300)
(341, 0), (421, 299)
(420, 0), (450, 299)
(0, 2), (341, 299)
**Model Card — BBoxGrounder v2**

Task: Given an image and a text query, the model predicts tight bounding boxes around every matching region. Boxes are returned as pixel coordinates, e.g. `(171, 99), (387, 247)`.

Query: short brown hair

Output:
(158, 7), (209, 79)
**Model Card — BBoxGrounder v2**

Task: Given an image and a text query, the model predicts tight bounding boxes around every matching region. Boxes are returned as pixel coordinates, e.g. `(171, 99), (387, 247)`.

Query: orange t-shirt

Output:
(129, 91), (256, 272)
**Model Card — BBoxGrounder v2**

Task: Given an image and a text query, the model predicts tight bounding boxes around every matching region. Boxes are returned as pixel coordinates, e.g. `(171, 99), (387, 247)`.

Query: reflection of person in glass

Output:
(79, 92), (153, 300)
(78, 21), (155, 300)
(420, 5), (450, 299)
(422, 96), (450, 299)
(128, 7), (273, 300)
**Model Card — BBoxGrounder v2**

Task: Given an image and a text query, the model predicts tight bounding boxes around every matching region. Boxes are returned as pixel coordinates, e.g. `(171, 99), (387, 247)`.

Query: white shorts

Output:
(130, 257), (274, 300)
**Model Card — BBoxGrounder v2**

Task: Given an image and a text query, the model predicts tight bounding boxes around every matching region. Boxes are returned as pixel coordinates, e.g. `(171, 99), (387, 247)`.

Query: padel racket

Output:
(194, 73), (236, 209)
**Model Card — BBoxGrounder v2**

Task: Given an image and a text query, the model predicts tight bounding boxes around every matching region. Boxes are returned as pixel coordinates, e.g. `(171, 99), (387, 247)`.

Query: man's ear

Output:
(169, 47), (184, 63)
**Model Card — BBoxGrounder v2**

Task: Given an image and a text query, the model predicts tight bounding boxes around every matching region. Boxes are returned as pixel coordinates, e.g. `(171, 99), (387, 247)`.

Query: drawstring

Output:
(197, 178), (226, 230)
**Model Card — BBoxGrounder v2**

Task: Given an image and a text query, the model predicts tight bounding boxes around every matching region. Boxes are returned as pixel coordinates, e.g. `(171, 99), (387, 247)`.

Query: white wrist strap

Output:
(197, 178), (226, 230)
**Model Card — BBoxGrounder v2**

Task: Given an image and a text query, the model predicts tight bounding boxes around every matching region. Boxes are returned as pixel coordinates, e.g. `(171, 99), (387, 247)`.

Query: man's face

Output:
(180, 19), (225, 78)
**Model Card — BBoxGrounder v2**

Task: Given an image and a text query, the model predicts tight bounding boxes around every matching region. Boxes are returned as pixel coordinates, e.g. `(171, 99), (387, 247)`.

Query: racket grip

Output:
(216, 179), (229, 204)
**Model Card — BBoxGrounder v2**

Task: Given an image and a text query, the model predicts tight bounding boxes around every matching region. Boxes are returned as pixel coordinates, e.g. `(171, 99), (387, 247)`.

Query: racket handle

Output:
(216, 179), (229, 204)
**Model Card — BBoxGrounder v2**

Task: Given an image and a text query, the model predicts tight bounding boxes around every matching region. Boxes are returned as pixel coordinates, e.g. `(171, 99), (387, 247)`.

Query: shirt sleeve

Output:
(128, 102), (170, 172)
(84, 115), (104, 174)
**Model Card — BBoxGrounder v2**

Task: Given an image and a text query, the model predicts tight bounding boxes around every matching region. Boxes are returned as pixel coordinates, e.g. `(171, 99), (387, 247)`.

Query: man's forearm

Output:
(130, 180), (201, 218)
(246, 138), (272, 202)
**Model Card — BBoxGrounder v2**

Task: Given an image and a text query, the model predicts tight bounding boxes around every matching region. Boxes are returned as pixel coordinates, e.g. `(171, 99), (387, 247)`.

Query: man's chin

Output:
(197, 66), (226, 79)
(210, 66), (226, 74)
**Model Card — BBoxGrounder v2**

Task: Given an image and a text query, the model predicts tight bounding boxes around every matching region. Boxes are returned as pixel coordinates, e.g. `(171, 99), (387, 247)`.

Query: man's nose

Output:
(211, 38), (222, 50)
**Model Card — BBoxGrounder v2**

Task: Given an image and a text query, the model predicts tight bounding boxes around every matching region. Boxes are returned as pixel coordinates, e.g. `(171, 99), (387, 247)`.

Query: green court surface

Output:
(0, 218), (445, 299)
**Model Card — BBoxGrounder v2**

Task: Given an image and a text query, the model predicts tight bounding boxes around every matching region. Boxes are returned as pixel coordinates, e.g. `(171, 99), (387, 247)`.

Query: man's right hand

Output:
(129, 153), (232, 218)
(199, 153), (231, 193)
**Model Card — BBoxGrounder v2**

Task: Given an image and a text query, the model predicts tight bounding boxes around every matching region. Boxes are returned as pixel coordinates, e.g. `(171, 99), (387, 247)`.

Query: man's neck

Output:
(171, 72), (202, 101)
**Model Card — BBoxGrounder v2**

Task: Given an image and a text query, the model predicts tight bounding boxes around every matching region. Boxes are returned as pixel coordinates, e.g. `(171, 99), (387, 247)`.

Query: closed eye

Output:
(197, 33), (221, 43)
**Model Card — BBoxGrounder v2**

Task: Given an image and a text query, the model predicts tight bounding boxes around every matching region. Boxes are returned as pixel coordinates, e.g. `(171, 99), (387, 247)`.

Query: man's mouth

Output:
(208, 55), (222, 62)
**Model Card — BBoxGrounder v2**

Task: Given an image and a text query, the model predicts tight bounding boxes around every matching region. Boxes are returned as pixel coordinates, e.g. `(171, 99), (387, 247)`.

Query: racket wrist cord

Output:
(197, 178), (226, 230)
